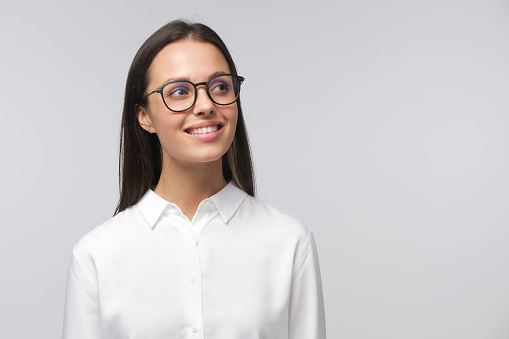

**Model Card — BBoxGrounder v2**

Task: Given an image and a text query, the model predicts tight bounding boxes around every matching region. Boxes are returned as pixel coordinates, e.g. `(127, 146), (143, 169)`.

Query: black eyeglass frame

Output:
(140, 74), (245, 112)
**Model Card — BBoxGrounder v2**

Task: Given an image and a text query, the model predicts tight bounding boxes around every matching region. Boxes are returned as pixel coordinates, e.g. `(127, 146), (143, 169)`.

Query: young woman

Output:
(63, 20), (326, 339)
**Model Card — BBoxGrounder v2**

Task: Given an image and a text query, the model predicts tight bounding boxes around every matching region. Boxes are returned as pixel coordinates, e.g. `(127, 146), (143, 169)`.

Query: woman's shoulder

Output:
(239, 195), (313, 239)
(238, 196), (316, 263)
(71, 208), (131, 257)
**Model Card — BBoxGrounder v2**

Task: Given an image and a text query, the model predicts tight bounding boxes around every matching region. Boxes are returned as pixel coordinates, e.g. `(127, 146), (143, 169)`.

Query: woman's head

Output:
(137, 40), (239, 165)
(115, 20), (254, 215)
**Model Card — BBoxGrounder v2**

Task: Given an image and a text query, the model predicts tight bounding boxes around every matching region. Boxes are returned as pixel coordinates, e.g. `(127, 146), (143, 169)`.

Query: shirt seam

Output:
(72, 251), (99, 295)
(292, 229), (312, 277)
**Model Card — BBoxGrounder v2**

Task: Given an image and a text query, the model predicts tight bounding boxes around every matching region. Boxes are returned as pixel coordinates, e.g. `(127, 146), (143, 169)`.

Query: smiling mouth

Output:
(186, 124), (223, 135)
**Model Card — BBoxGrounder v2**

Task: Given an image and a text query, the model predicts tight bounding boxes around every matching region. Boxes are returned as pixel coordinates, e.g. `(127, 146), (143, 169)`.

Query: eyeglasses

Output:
(140, 74), (245, 112)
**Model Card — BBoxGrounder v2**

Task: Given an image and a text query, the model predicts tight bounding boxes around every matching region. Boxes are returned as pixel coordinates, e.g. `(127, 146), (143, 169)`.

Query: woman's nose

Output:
(192, 87), (215, 115)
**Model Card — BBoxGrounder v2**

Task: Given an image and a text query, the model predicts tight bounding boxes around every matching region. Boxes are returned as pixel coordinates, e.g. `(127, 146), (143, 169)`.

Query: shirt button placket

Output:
(182, 218), (204, 338)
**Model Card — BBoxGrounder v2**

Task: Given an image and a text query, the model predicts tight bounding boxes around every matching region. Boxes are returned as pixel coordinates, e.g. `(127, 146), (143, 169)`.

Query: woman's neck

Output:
(153, 157), (227, 221)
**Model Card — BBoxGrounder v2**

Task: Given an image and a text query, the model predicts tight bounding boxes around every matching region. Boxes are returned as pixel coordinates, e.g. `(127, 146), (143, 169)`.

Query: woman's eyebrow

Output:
(208, 71), (227, 79)
(159, 76), (192, 85)
(159, 71), (228, 86)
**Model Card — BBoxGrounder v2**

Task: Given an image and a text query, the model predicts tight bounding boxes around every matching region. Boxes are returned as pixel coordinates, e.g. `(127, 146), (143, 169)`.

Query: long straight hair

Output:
(114, 20), (255, 215)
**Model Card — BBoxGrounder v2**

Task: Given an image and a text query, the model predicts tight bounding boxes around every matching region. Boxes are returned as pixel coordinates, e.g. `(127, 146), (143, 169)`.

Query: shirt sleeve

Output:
(288, 231), (326, 339)
(62, 252), (101, 339)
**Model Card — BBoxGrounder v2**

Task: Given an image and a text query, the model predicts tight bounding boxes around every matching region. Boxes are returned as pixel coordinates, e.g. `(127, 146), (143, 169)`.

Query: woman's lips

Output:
(188, 124), (220, 135)
(184, 122), (224, 134)
(185, 124), (224, 141)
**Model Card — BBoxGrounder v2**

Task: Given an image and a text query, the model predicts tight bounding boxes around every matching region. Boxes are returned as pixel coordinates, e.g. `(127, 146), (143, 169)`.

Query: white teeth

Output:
(191, 125), (218, 135)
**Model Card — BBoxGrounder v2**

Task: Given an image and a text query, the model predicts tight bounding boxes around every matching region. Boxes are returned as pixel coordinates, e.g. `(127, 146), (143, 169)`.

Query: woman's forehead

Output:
(149, 40), (230, 85)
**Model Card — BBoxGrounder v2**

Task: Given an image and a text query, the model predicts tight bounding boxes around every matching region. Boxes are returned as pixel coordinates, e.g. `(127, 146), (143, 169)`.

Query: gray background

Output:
(1, 0), (508, 338)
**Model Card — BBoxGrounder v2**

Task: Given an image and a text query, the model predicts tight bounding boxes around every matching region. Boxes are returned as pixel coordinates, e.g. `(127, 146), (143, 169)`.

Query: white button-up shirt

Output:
(63, 182), (326, 338)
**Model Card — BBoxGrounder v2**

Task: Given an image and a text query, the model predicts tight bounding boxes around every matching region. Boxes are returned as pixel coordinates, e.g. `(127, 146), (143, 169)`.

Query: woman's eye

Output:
(210, 82), (229, 93)
(167, 86), (191, 98)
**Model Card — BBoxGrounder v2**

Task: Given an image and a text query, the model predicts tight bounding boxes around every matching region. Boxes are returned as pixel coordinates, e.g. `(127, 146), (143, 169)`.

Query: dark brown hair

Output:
(114, 20), (255, 215)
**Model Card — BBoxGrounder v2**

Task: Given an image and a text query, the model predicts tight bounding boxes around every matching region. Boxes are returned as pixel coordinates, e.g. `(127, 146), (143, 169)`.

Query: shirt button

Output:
(190, 278), (196, 284)
(190, 325), (198, 333)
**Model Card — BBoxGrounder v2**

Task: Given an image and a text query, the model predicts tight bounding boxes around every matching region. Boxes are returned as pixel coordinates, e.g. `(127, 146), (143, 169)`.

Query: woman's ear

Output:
(135, 104), (156, 133)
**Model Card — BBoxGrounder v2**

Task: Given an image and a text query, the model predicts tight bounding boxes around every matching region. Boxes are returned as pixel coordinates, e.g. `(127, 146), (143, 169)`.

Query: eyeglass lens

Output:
(162, 75), (241, 111)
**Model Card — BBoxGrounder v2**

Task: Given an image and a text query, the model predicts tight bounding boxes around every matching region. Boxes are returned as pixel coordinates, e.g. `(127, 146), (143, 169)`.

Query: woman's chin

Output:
(165, 151), (227, 166)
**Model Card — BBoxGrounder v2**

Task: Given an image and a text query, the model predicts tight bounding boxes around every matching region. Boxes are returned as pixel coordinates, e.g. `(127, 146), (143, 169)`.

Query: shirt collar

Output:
(136, 181), (248, 229)
(210, 181), (248, 224)
(136, 189), (169, 229)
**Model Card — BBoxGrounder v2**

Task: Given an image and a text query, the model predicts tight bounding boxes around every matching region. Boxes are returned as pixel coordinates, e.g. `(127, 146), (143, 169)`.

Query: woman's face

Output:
(137, 40), (238, 166)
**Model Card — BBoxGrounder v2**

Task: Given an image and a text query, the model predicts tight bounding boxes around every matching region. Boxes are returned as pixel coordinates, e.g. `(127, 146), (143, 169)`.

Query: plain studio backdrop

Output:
(1, 0), (508, 338)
